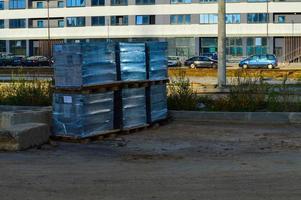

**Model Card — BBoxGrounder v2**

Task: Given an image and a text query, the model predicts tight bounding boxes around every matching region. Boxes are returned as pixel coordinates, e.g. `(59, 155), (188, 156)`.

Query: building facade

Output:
(0, 0), (301, 62)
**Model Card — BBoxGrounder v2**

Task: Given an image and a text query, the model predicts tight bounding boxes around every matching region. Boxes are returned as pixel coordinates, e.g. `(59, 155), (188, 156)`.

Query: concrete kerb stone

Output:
(0, 108), (52, 129)
(170, 111), (301, 124)
(0, 123), (50, 151)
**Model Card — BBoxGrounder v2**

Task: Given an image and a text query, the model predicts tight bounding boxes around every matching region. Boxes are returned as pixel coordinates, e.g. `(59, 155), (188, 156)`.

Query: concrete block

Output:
(249, 112), (290, 124)
(170, 111), (301, 125)
(0, 110), (51, 129)
(289, 113), (301, 124)
(0, 123), (50, 151)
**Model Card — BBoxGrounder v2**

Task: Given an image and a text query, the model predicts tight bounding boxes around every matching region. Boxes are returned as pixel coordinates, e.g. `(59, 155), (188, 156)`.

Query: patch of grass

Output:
(167, 70), (201, 111)
(0, 77), (52, 106)
(168, 70), (301, 112)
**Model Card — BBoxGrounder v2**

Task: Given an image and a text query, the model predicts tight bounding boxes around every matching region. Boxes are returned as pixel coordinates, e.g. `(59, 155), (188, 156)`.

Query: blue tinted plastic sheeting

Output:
(150, 84), (168, 122)
(119, 43), (146, 81)
(122, 88), (147, 128)
(53, 42), (116, 88)
(52, 91), (114, 138)
(146, 42), (168, 80)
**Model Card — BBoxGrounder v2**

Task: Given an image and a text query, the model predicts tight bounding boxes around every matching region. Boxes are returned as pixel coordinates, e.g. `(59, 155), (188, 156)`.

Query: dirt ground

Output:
(1, 121), (301, 200)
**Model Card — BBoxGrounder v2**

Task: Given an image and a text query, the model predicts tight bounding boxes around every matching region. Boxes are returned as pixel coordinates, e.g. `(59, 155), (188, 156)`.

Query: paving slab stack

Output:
(52, 41), (168, 139)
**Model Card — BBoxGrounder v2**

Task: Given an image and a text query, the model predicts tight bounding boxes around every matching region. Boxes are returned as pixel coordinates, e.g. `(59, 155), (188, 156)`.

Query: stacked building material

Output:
(52, 41), (168, 139)
(150, 84), (168, 122)
(146, 42), (168, 80)
(122, 88), (147, 129)
(53, 42), (116, 88)
(52, 92), (114, 138)
(118, 42), (146, 81)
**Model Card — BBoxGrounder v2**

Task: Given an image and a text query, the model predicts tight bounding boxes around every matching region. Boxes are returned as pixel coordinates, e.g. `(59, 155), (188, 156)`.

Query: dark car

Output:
(201, 52), (218, 61)
(11, 55), (26, 66)
(24, 56), (52, 67)
(239, 54), (278, 69)
(168, 56), (182, 67)
(184, 56), (218, 69)
(0, 53), (14, 66)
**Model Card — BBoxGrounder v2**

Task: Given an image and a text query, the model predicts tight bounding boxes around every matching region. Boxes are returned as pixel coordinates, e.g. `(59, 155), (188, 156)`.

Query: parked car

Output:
(0, 53), (14, 66)
(24, 56), (52, 67)
(184, 56), (218, 68)
(239, 54), (278, 69)
(201, 52), (218, 61)
(11, 55), (26, 66)
(168, 56), (182, 67)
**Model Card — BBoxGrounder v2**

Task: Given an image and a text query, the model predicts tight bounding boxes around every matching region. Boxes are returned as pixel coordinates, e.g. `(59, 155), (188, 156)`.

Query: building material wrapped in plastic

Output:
(122, 88), (147, 128)
(150, 84), (168, 122)
(53, 42), (116, 88)
(146, 42), (168, 80)
(118, 42), (146, 81)
(52, 91), (114, 138)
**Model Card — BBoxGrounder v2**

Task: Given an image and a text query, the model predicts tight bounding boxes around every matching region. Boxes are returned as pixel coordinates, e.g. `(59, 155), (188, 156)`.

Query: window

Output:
(170, 15), (191, 24)
(225, 14), (240, 24)
(0, 40), (5, 52)
(247, 13), (268, 23)
(136, 15), (155, 25)
(200, 0), (216, 2)
(200, 0), (240, 2)
(66, 0), (85, 7)
(278, 16), (286, 23)
(111, 16), (128, 25)
(9, 0), (25, 9)
(0, 1), (4, 10)
(200, 14), (218, 24)
(136, 0), (154, 5)
(36, 2), (44, 8)
(111, 0), (127, 5)
(9, 19), (26, 28)
(92, 0), (104, 5)
(58, 1), (64, 7)
(91, 16), (105, 26)
(226, 38), (242, 57)
(248, 0), (267, 2)
(66, 17), (85, 27)
(246, 37), (267, 55)
(200, 37), (217, 54)
(58, 19), (64, 27)
(171, 0), (191, 3)
(37, 20), (44, 28)
(0, 20), (4, 28)
(10, 40), (26, 55)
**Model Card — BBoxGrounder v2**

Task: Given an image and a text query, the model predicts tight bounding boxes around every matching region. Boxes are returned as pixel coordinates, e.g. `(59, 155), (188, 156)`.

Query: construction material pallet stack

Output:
(52, 41), (168, 139)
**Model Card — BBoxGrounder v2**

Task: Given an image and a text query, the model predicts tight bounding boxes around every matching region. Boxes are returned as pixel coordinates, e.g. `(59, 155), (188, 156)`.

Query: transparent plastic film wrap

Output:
(118, 42), (146, 81)
(52, 91), (114, 137)
(146, 42), (168, 80)
(122, 88), (147, 128)
(53, 42), (117, 88)
(150, 84), (168, 122)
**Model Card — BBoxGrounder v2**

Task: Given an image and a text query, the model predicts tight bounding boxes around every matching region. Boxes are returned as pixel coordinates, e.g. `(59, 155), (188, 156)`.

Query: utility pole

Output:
(266, 0), (269, 54)
(218, 0), (226, 87)
(47, 0), (51, 58)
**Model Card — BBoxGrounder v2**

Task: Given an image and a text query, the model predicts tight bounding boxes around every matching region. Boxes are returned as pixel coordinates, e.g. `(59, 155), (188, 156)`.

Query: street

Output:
(1, 121), (301, 200)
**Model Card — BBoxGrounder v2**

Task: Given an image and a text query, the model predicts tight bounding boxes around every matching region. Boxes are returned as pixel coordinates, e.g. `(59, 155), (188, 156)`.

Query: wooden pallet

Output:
(50, 129), (120, 143)
(53, 79), (169, 94)
(121, 124), (150, 134)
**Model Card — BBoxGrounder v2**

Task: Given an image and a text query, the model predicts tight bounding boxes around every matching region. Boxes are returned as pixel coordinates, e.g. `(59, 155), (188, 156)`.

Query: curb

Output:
(170, 111), (301, 125)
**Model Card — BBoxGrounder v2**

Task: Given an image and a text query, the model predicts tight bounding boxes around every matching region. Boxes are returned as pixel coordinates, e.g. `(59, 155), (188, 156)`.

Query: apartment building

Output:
(0, 0), (301, 62)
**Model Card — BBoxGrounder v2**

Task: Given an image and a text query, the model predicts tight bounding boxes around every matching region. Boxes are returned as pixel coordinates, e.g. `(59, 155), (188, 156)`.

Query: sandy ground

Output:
(1, 121), (301, 200)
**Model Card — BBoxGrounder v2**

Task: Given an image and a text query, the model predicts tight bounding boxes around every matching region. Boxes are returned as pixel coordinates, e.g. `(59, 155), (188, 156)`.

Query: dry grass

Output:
(168, 68), (301, 79)
(0, 78), (52, 106)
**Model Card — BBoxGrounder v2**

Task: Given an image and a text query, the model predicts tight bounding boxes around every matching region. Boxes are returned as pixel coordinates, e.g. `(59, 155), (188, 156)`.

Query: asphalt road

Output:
(1, 121), (301, 200)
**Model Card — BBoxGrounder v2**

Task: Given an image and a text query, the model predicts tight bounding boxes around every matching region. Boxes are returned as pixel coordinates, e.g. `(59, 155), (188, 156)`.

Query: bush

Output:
(168, 70), (301, 112)
(0, 78), (52, 106)
(167, 70), (201, 110)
